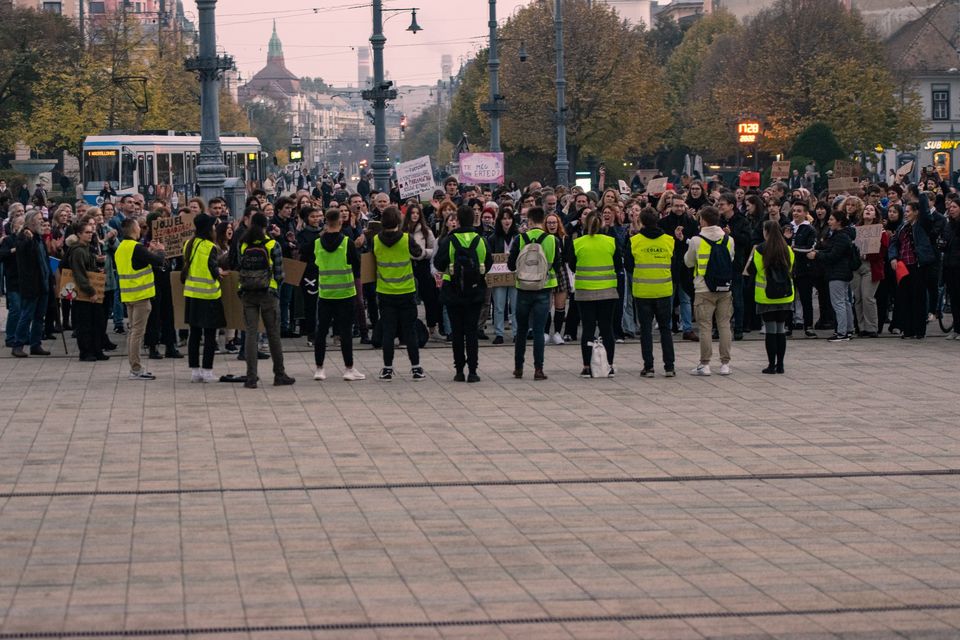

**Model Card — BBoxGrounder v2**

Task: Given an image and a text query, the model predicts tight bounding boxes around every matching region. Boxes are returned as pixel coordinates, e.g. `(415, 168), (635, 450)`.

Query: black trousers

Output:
(613, 272), (626, 338)
(414, 260), (441, 329)
(73, 300), (104, 358)
(447, 301), (482, 373)
(101, 290), (114, 345)
(188, 326), (217, 369)
(145, 268), (177, 351)
(563, 291), (580, 339)
(378, 294), (419, 368)
(301, 285), (318, 341)
(814, 274), (836, 326)
(945, 266), (960, 333)
(578, 298), (616, 366)
(795, 274), (814, 329)
(895, 264), (929, 337)
(315, 296), (354, 368)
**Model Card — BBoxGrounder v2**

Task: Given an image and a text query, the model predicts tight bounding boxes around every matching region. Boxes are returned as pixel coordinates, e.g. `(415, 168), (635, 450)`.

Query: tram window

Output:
(157, 153), (171, 185)
(121, 151), (136, 190)
(137, 154), (146, 188)
(145, 154), (155, 187)
(172, 153), (185, 187)
(186, 153), (196, 183)
(83, 149), (119, 189)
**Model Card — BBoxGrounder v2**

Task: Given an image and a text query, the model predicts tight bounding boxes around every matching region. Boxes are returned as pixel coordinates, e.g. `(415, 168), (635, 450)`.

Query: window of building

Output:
(932, 84), (950, 121)
(89, 2), (106, 13)
(42, 1), (62, 13)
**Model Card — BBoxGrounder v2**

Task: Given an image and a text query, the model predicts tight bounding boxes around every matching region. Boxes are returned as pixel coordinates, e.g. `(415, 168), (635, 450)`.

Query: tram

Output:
(81, 132), (266, 205)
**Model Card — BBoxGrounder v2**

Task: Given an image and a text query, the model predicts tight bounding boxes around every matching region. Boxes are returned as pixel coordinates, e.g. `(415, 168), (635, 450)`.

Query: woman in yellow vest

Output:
(745, 219), (795, 374)
(182, 213), (226, 382)
(566, 212), (622, 378)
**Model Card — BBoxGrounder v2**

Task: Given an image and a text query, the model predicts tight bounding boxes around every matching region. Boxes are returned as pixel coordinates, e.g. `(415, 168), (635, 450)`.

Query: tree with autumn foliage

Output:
(449, 0), (670, 178)
(682, 0), (923, 159)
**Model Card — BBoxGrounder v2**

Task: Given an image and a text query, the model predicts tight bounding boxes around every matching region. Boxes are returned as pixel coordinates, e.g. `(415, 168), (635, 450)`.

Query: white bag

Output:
(589, 337), (610, 378)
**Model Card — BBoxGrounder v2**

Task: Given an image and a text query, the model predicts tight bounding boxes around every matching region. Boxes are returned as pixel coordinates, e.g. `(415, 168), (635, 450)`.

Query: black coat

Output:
(15, 233), (51, 298)
(816, 226), (856, 282)
(0, 235), (19, 292)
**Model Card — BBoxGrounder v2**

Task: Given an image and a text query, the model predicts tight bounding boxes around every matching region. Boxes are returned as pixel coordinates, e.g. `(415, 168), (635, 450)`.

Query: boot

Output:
(776, 334), (787, 374)
(762, 334), (777, 374)
(554, 309), (566, 334)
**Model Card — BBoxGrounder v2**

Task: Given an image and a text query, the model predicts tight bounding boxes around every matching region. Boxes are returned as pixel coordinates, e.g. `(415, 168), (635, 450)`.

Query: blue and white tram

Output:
(81, 132), (266, 205)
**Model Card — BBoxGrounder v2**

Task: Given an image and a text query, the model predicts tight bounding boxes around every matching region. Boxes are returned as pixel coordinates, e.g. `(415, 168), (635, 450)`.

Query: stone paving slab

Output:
(0, 336), (959, 638)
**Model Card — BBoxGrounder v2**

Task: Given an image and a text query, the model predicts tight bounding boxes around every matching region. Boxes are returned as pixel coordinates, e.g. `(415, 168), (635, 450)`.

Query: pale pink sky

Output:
(210, 0), (533, 87)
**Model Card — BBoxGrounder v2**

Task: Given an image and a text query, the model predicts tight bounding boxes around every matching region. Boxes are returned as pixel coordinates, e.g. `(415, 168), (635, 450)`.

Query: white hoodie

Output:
(683, 225), (735, 293)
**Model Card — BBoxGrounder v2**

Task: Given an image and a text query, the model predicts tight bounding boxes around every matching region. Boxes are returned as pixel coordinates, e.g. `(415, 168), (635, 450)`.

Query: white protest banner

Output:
(646, 177), (668, 195)
(396, 155), (435, 199)
(459, 152), (505, 185)
(854, 223), (883, 256)
(618, 180), (630, 195)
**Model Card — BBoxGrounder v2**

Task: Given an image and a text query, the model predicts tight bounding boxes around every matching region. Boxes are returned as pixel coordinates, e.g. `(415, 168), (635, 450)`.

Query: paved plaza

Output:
(1, 335), (959, 639)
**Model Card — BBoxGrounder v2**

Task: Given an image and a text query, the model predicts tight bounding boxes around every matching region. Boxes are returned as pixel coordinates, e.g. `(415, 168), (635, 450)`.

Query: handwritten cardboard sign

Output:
(458, 152), (505, 185)
(169, 271), (263, 331)
(854, 223), (883, 256)
(771, 161), (791, 180)
(396, 155), (436, 199)
(152, 212), (196, 259)
(828, 177), (860, 194)
(360, 252), (377, 284)
(646, 177), (668, 195)
(485, 253), (514, 288)
(282, 258), (307, 287)
(833, 160), (861, 178)
(58, 269), (106, 302)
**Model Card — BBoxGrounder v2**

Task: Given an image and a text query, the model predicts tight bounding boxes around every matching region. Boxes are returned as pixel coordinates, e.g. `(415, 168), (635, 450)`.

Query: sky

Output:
(211, 0), (534, 88)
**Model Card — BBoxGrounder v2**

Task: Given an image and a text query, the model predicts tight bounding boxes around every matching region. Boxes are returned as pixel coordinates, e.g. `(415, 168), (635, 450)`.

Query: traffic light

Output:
(289, 143), (303, 162)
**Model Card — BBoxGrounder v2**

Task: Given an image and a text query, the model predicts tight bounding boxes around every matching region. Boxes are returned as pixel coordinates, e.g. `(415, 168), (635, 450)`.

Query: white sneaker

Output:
(313, 367), (326, 381)
(201, 369), (215, 383)
(190, 369), (203, 383)
(718, 363), (732, 376)
(343, 368), (366, 381)
(947, 333), (959, 341)
(552, 332), (564, 345)
(544, 333), (551, 345)
(690, 364), (711, 376)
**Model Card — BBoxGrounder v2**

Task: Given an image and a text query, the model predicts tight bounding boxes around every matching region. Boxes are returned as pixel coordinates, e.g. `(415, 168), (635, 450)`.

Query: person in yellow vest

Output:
(182, 213), (227, 383)
(433, 204), (493, 383)
(313, 207), (365, 382)
(625, 207), (675, 377)
(565, 212), (621, 378)
(373, 205), (424, 380)
(507, 206), (564, 380)
(746, 220), (795, 374)
(235, 212), (296, 389)
(115, 218), (166, 380)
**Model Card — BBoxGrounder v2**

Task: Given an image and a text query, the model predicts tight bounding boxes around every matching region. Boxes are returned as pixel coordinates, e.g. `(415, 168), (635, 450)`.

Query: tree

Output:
(245, 101), (289, 156)
(684, 0), (924, 157)
(403, 103), (444, 162)
(790, 122), (844, 169)
(471, 0), (671, 174)
(300, 77), (329, 93)
(444, 52), (488, 150)
(0, 6), (83, 151)
(645, 16), (686, 65)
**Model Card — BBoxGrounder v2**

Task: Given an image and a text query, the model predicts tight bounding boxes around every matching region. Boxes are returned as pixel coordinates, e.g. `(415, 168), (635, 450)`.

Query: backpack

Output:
(450, 234), (484, 295)
(848, 242), (862, 272)
(589, 337), (610, 378)
(702, 236), (733, 293)
(765, 263), (793, 299)
(515, 233), (550, 291)
(239, 243), (272, 292)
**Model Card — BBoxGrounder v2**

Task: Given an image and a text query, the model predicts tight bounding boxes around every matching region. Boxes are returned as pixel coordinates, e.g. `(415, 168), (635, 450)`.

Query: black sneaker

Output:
(454, 371), (466, 382)
(273, 373), (296, 386)
(664, 369), (676, 378)
(804, 329), (817, 338)
(477, 332), (490, 341)
(148, 348), (164, 360)
(640, 368), (655, 378)
(467, 372), (480, 383)
(113, 325), (126, 335)
(828, 333), (850, 342)
(379, 367), (393, 380)
(579, 367), (591, 378)
(411, 366), (426, 380)
(492, 335), (504, 345)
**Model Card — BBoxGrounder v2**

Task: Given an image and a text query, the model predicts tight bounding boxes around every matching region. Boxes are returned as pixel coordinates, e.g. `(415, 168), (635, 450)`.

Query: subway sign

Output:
(923, 140), (960, 150)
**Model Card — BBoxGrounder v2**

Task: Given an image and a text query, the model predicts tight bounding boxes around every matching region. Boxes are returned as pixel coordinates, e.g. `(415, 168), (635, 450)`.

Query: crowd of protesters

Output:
(1, 163), (957, 384)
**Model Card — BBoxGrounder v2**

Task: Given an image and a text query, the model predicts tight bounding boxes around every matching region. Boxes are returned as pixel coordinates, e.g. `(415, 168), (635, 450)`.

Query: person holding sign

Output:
(182, 214), (228, 383)
(68, 222), (108, 362)
(851, 204), (888, 338)
(433, 204), (493, 383)
(313, 208), (365, 382)
(115, 218), (166, 380)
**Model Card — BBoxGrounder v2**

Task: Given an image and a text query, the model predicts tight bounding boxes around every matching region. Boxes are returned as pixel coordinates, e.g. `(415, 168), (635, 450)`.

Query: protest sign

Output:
(618, 180), (630, 195)
(833, 160), (861, 178)
(458, 152), (505, 185)
(360, 252), (377, 284)
(828, 177), (860, 194)
(635, 170), (659, 185)
(152, 212), (196, 258)
(740, 172), (761, 188)
(646, 177), (668, 195)
(854, 224), (883, 256)
(283, 258), (307, 287)
(170, 271), (262, 331)
(771, 161), (791, 180)
(396, 155), (435, 199)
(896, 160), (914, 180)
(485, 253), (514, 288)
(58, 269), (106, 302)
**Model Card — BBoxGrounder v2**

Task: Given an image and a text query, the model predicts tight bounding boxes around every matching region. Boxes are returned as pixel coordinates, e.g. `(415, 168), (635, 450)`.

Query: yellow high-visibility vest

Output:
(183, 238), (221, 300)
(573, 234), (616, 292)
(630, 233), (674, 299)
(315, 236), (356, 299)
(373, 233), (415, 295)
(115, 239), (155, 303)
(754, 246), (795, 304)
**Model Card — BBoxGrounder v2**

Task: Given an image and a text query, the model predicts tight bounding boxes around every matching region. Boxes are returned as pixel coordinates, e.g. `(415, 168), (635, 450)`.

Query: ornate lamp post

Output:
(554, 0), (569, 187)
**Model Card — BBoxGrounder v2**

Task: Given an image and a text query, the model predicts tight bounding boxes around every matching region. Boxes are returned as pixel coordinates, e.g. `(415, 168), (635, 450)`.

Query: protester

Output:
(403, 202), (441, 339)
(943, 197), (960, 339)
(747, 220), (795, 373)
(236, 213), (296, 388)
(67, 222), (109, 362)
(313, 207), (365, 381)
(433, 204), (493, 382)
(889, 190), (935, 339)
(11, 212), (51, 358)
(851, 204), (889, 338)
(490, 207), (519, 344)
(115, 218), (166, 380)
(808, 210), (856, 342)
(182, 213), (226, 382)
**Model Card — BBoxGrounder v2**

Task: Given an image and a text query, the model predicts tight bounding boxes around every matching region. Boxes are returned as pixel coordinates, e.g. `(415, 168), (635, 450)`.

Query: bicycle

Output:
(938, 286), (953, 334)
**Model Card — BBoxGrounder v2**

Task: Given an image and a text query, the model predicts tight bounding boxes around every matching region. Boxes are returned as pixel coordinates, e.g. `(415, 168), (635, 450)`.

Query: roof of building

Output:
(245, 20), (301, 97)
(886, 0), (960, 73)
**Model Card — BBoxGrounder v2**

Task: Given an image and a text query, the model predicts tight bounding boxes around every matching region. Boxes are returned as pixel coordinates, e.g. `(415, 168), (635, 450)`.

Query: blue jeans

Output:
(279, 283), (294, 331)
(112, 286), (124, 328)
(514, 289), (550, 370)
(676, 287), (693, 332)
(491, 286), (517, 338)
(622, 285), (638, 335)
(731, 271), (744, 332)
(14, 293), (47, 349)
(5, 291), (22, 347)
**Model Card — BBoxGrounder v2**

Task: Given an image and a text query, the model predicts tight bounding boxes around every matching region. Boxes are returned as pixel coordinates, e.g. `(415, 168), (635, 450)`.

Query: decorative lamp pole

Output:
(362, 2), (421, 193)
(186, 0), (234, 202)
(553, 0), (569, 187)
(481, 0), (505, 152)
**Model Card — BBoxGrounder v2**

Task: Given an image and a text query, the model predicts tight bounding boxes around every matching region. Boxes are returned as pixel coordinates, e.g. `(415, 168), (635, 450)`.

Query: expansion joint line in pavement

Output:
(1, 468), (959, 499)
(2, 603), (960, 638)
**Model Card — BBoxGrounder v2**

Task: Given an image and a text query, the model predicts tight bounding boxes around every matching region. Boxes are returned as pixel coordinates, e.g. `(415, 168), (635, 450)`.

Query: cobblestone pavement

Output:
(1, 333), (959, 639)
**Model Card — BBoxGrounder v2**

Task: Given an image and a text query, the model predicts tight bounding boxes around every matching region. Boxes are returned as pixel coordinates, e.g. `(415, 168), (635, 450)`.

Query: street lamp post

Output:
(553, 0), (569, 187)
(481, 0), (505, 153)
(362, 2), (421, 193)
(186, 0), (233, 202)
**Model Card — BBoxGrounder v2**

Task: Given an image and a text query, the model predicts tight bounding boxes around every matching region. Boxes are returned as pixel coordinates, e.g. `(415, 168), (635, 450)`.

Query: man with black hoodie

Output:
(313, 207), (365, 381)
(659, 194), (699, 341)
(718, 192), (751, 340)
(373, 205), (424, 380)
(626, 207), (675, 377)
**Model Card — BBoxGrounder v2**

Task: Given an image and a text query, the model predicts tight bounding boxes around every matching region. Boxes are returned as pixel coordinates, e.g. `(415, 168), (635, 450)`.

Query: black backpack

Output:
(765, 263), (793, 299)
(450, 234), (483, 295)
(702, 236), (733, 292)
(239, 243), (272, 292)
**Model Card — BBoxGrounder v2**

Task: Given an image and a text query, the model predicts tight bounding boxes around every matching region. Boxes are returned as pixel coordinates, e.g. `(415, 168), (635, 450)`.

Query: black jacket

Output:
(15, 233), (51, 298)
(789, 222), (818, 277)
(722, 211), (753, 271)
(942, 216), (960, 270)
(434, 227), (494, 305)
(0, 235), (19, 292)
(816, 226), (856, 282)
